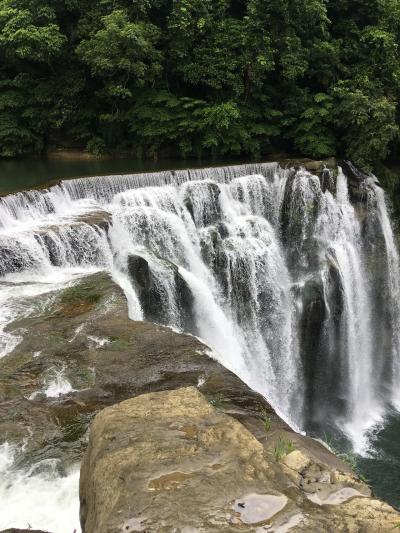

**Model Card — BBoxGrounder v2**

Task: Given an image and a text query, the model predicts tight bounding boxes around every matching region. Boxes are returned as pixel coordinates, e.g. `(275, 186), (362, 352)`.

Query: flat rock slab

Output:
(80, 387), (400, 533)
(80, 387), (288, 532)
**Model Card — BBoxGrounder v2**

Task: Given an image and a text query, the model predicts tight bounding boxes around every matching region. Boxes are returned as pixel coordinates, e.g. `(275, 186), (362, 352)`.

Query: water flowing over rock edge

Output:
(1, 160), (400, 529)
(1, 160), (399, 450)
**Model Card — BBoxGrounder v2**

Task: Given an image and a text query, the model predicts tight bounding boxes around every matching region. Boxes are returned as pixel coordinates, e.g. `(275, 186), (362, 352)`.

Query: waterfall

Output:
(0, 162), (279, 229)
(321, 171), (378, 453)
(374, 185), (400, 411)
(1, 162), (400, 450)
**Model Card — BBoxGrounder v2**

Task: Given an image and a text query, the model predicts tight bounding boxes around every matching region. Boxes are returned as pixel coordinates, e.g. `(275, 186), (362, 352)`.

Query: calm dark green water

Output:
(319, 411), (400, 510)
(0, 156), (249, 195)
(357, 411), (400, 509)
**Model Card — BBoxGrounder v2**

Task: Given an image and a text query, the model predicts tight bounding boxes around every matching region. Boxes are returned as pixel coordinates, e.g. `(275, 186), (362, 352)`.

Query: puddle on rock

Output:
(307, 487), (366, 506)
(270, 513), (306, 532)
(148, 471), (192, 491)
(233, 493), (288, 525)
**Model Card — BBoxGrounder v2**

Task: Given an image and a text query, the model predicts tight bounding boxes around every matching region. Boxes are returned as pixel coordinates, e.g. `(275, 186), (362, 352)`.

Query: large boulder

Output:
(80, 387), (400, 533)
(80, 387), (287, 532)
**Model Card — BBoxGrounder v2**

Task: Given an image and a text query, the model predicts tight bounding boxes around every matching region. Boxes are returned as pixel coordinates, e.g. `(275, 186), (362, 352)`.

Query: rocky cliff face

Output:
(1, 271), (281, 470)
(80, 387), (399, 533)
(1, 260), (399, 532)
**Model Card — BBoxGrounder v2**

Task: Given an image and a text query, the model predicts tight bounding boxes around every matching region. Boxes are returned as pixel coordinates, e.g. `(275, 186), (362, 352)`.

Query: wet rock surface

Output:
(127, 253), (196, 332)
(339, 159), (380, 206)
(1, 271), (399, 532)
(0, 272), (282, 469)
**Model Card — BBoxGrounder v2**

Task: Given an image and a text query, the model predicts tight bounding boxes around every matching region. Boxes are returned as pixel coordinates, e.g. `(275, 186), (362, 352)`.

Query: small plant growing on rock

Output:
(263, 417), (272, 432)
(323, 434), (359, 474)
(274, 436), (295, 462)
(322, 434), (369, 483)
(209, 393), (225, 409)
(357, 471), (369, 484)
(336, 450), (358, 472)
(258, 408), (272, 432)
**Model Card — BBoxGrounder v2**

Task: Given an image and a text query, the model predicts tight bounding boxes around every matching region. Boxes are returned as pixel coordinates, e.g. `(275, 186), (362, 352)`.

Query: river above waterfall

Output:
(0, 156), (250, 195)
(1, 160), (400, 531)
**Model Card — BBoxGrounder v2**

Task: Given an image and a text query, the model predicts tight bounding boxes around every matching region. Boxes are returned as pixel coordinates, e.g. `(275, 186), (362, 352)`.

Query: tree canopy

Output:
(1, 0), (400, 169)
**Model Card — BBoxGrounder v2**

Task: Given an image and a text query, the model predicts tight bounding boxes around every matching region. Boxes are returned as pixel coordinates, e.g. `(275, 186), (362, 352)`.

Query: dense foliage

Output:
(1, 0), (400, 169)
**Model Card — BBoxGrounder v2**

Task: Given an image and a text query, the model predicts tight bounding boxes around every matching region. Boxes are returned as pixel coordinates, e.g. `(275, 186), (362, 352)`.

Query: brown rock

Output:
(283, 450), (311, 472)
(80, 387), (400, 533)
(80, 387), (290, 533)
(0, 272), (281, 469)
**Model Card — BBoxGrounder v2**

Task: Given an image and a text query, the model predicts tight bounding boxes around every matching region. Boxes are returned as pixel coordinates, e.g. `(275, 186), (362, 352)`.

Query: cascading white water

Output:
(373, 184), (400, 410)
(107, 176), (299, 416)
(1, 162), (400, 530)
(0, 443), (80, 533)
(28, 366), (75, 400)
(319, 171), (380, 453)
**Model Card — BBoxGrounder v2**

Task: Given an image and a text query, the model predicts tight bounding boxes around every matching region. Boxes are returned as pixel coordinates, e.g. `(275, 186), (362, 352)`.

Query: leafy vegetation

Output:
(1, 0), (400, 169)
(273, 436), (295, 461)
(322, 434), (369, 483)
(258, 407), (272, 432)
(336, 450), (358, 472)
(208, 393), (226, 409)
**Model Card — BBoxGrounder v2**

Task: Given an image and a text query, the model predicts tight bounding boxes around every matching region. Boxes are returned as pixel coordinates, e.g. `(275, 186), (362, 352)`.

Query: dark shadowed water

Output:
(316, 411), (400, 510)
(357, 411), (400, 509)
(0, 156), (249, 194)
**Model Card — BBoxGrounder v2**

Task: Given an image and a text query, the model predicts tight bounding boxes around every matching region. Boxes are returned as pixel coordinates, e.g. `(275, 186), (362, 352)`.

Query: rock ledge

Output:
(80, 387), (400, 533)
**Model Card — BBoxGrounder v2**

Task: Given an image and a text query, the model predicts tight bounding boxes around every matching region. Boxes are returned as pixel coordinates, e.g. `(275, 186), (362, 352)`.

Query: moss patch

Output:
(56, 284), (102, 317)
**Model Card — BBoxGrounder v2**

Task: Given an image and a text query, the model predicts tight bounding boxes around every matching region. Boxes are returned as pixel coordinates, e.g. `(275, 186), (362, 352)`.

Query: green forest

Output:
(1, 0), (400, 169)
